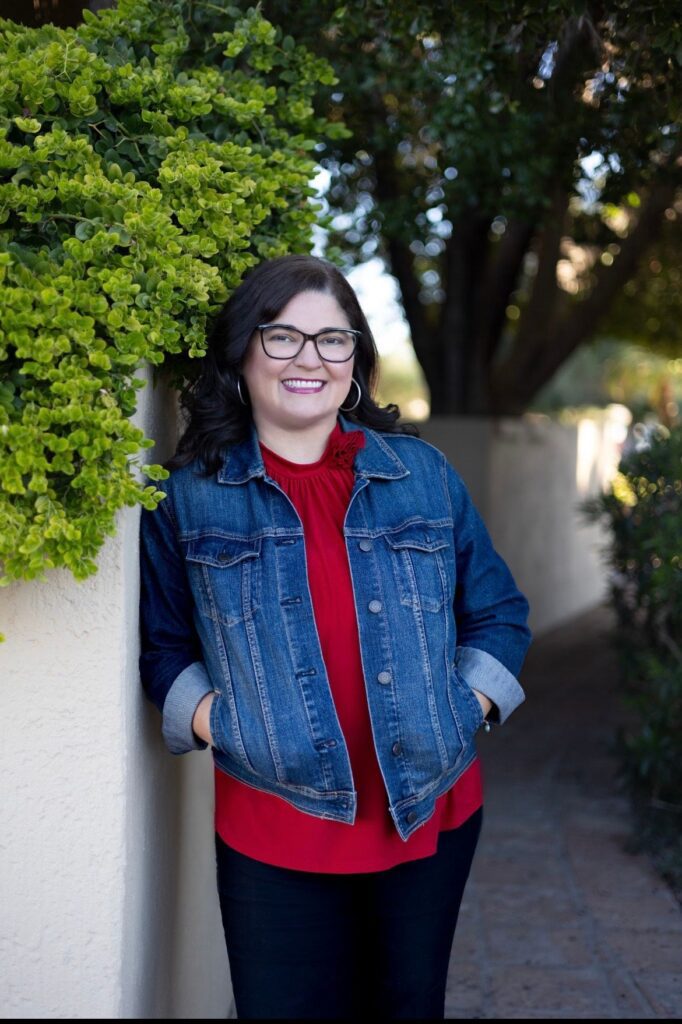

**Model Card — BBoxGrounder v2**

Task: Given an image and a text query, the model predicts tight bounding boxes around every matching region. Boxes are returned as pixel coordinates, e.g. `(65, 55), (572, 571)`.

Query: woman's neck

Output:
(254, 415), (339, 464)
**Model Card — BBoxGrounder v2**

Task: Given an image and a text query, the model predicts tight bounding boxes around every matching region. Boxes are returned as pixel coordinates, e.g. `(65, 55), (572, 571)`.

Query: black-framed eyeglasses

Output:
(256, 323), (360, 363)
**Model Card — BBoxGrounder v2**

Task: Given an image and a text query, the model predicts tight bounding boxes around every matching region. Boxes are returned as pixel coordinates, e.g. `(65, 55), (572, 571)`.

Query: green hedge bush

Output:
(0, 0), (347, 612)
(581, 424), (682, 889)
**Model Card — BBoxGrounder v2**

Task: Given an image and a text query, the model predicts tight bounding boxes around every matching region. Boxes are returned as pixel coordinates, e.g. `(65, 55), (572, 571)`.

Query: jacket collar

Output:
(217, 413), (409, 484)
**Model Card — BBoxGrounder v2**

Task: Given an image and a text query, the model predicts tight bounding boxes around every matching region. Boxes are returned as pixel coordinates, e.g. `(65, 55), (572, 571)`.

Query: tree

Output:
(251, 0), (682, 414)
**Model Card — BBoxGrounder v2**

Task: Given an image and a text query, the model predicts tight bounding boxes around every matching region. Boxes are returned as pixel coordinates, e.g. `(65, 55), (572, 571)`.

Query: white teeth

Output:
(282, 379), (325, 388)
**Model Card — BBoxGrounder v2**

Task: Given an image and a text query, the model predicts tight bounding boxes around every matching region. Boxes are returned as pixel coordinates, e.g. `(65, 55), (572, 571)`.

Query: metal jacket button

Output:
(391, 741), (402, 755)
(359, 539), (372, 551)
(406, 810), (418, 824)
(368, 600), (382, 613)
(377, 670), (391, 684)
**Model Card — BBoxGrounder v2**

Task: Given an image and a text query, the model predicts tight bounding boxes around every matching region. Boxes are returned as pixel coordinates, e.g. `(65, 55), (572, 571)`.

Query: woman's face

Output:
(241, 289), (356, 438)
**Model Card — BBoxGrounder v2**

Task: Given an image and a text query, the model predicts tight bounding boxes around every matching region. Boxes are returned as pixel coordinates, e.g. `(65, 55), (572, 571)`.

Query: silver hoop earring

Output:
(237, 376), (248, 406)
(339, 377), (361, 413)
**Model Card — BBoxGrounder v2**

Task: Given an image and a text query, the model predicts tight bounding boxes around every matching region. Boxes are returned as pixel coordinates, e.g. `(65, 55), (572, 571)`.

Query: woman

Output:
(139, 253), (532, 1020)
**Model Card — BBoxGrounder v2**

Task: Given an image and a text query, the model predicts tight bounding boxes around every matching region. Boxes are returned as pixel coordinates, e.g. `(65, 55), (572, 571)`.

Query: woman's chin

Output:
(277, 404), (338, 431)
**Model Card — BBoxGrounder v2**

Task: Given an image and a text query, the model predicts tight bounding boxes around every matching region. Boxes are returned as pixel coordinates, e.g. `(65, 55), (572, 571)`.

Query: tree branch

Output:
(440, 214), (491, 411)
(495, 187), (569, 387)
(478, 217), (536, 365)
(385, 236), (431, 367)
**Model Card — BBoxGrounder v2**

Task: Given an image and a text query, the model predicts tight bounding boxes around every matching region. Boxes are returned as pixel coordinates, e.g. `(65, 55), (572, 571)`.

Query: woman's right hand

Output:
(192, 692), (216, 746)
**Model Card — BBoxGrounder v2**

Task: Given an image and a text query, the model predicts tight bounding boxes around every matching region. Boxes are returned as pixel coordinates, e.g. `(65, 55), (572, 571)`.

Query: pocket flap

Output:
(185, 535), (262, 568)
(384, 523), (449, 553)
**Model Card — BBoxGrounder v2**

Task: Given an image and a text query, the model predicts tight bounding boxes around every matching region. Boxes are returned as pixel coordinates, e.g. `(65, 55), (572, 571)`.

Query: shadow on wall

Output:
(124, 369), (233, 1019)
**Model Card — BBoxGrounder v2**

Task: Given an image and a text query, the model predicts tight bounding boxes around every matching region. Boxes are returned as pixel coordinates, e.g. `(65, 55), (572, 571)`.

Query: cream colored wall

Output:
(1, 508), (130, 1018)
(1, 367), (233, 1019)
(120, 369), (233, 1020)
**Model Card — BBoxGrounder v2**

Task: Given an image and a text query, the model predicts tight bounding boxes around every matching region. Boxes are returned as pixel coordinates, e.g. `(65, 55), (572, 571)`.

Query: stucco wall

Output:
(120, 369), (232, 1020)
(2, 510), (130, 1018)
(1, 368), (232, 1019)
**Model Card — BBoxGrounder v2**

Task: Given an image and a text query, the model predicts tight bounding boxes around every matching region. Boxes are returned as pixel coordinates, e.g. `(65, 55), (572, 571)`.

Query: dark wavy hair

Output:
(166, 253), (419, 474)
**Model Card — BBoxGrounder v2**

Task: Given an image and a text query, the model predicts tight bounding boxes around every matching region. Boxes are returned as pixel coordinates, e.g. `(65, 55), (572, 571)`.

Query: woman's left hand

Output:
(472, 688), (493, 720)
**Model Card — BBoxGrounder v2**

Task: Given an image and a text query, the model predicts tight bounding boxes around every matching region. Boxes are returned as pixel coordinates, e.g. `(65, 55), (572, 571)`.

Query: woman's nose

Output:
(294, 338), (323, 368)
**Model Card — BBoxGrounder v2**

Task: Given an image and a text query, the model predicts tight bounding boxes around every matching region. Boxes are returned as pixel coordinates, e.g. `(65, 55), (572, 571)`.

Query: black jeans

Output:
(214, 806), (483, 1020)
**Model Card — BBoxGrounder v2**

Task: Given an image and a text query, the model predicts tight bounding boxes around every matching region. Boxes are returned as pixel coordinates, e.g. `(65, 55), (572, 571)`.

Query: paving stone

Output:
(580, 893), (682, 933)
(478, 883), (580, 925)
(448, 923), (480, 962)
(472, 848), (567, 888)
(631, 971), (682, 1016)
(474, 826), (562, 854)
(496, 1011), (641, 1020)
(600, 928), (682, 972)
(444, 960), (483, 1017)
(599, 966), (655, 1018)
(483, 921), (594, 968)
(487, 965), (616, 1017)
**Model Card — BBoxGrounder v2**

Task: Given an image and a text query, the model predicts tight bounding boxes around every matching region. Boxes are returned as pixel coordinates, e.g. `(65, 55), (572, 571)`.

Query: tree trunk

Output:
(435, 214), (491, 414)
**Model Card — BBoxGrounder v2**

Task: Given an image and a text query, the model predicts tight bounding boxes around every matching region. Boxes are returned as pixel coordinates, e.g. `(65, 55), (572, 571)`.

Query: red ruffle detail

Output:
(328, 430), (365, 469)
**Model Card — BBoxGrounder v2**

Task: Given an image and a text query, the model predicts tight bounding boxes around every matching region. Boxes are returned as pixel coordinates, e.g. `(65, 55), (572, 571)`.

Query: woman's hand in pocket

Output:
(471, 688), (493, 720)
(192, 692), (216, 746)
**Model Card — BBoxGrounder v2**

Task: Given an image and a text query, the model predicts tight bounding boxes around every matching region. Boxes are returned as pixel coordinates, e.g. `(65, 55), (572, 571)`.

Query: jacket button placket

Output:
(275, 521), (355, 796)
(361, 543), (393, 684)
(348, 518), (408, 823)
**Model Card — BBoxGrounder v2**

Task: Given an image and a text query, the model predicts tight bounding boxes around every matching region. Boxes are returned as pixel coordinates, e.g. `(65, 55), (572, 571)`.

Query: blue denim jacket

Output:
(139, 413), (532, 841)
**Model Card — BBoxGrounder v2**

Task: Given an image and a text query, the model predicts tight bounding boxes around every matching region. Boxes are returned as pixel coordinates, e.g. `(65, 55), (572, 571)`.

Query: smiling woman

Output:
(138, 253), (532, 1020)
(240, 290), (359, 460)
(164, 253), (411, 474)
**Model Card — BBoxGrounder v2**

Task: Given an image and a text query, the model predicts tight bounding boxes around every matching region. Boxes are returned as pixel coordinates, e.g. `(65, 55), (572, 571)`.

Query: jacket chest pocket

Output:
(383, 524), (450, 613)
(183, 535), (262, 627)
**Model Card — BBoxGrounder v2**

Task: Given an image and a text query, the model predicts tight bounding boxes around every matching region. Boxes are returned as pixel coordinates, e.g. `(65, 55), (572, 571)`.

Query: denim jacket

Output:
(139, 413), (532, 841)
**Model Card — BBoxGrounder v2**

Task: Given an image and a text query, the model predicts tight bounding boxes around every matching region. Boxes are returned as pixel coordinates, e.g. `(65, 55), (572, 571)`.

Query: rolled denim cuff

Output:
(455, 645), (526, 726)
(162, 661), (215, 755)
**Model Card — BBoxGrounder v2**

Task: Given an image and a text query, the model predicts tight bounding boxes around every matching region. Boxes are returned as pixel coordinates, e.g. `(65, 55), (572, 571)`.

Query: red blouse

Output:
(214, 419), (483, 872)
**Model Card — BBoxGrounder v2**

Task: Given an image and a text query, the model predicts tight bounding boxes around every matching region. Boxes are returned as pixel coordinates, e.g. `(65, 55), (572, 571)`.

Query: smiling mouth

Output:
(281, 379), (327, 393)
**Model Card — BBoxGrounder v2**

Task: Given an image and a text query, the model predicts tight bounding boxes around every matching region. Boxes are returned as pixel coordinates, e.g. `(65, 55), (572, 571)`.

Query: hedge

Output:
(0, 0), (348, 625)
(581, 424), (682, 890)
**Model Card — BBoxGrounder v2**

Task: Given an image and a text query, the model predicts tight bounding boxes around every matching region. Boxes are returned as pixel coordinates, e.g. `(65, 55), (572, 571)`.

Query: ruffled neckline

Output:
(259, 421), (365, 477)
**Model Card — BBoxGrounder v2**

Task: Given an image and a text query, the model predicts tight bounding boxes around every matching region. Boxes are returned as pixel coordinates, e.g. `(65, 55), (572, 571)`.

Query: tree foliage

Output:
(253, 0), (682, 414)
(0, 0), (344, 596)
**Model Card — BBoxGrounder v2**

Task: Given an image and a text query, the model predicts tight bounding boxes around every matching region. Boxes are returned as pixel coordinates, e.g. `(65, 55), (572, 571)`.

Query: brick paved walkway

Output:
(446, 602), (682, 1019)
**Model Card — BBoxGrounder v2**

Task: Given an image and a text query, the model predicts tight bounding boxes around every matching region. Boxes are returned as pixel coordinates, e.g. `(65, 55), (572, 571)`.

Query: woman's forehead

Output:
(272, 290), (350, 329)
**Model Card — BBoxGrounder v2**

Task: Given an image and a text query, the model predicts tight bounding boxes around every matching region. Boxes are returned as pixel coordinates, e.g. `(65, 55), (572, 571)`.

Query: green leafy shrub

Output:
(581, 425), (682, 890)
(0, 0), (347, 609)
